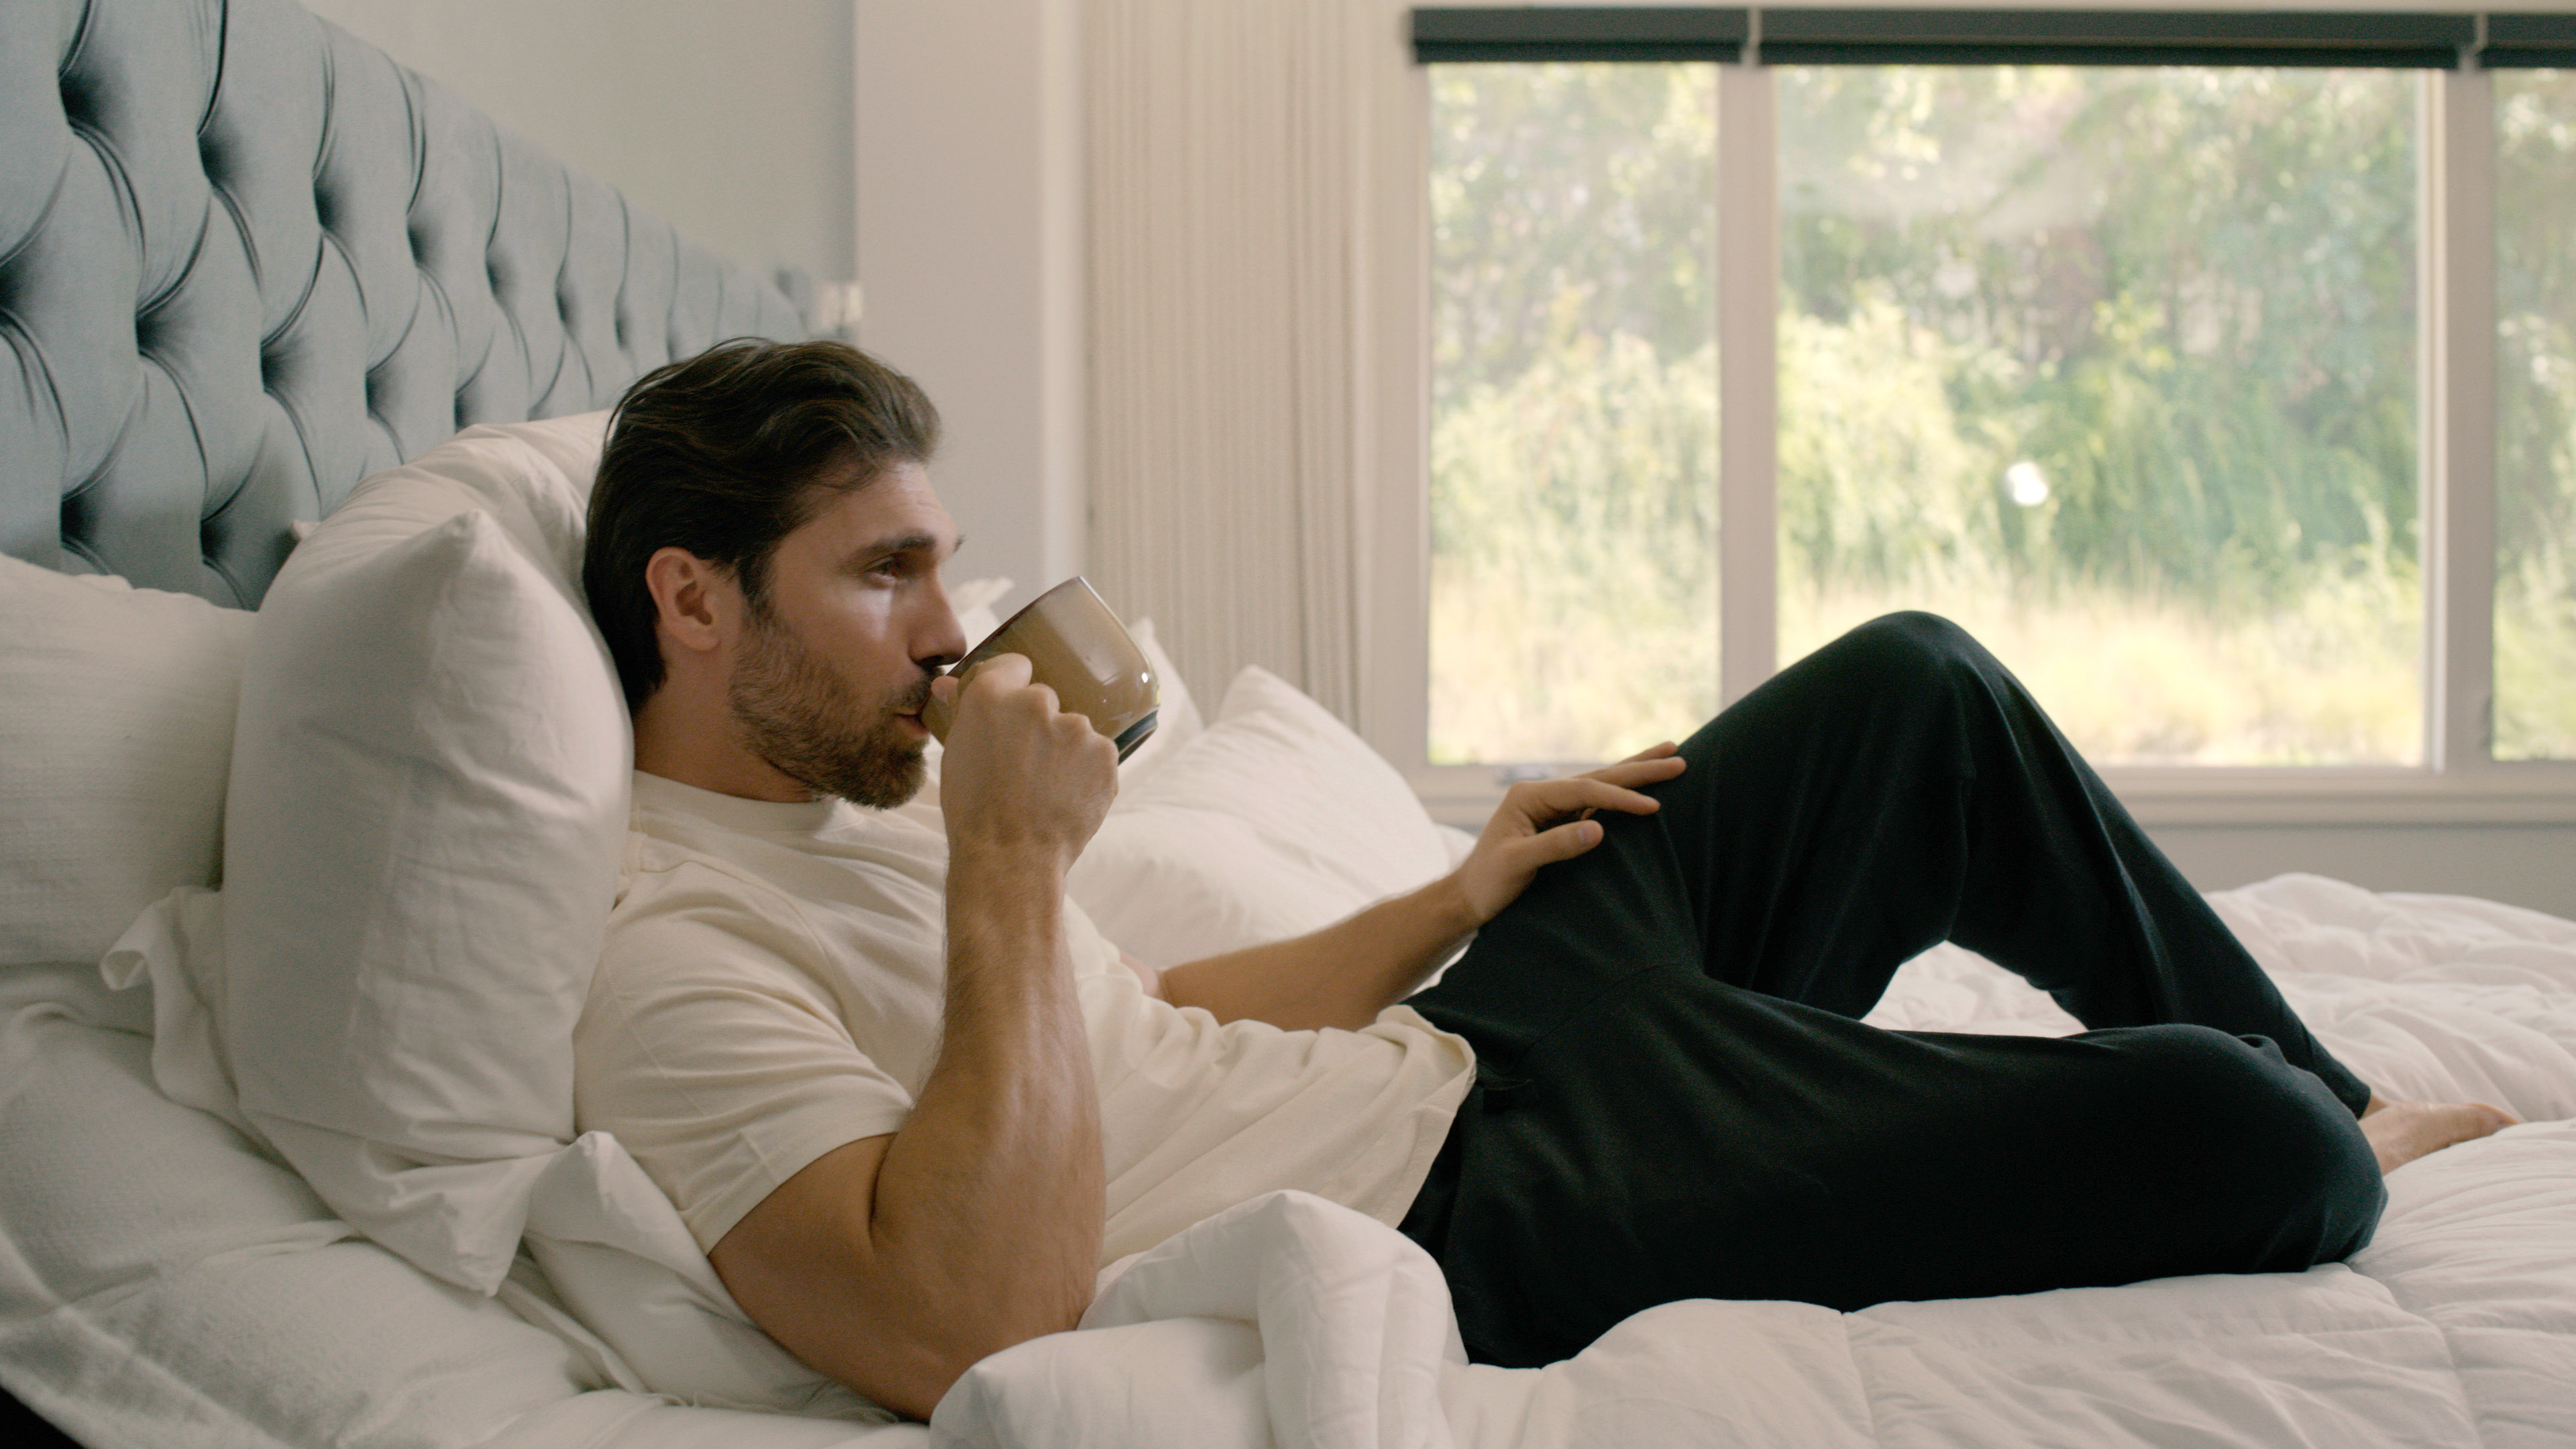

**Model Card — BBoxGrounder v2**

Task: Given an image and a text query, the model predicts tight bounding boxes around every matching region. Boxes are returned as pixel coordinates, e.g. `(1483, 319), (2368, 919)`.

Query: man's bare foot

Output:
(2359, 1093), (2518, 1174)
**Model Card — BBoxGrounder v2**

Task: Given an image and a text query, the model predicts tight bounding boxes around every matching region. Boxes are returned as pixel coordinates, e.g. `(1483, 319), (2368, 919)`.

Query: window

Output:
(1385, 8), (2576, 814)
(1430, 62), (1719, 764)
(1778, 64), (2420, 766)
(2497, 67), (2576, 759)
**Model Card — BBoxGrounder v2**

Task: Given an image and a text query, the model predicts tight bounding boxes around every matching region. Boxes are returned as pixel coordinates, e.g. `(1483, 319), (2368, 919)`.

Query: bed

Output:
(6, 1), (2576, 1446)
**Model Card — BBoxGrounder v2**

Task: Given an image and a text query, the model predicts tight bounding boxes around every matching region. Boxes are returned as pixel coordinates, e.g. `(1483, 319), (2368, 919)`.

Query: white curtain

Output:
(1085, 0), (1389, 721)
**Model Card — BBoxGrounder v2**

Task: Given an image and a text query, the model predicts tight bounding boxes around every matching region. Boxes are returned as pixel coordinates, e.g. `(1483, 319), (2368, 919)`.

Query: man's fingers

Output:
(963, 651), (1035, 694)
(1586, 754), (1687, 788)
(1514, 775), (1662, 822)
(957, 654), (1075, 727)
(1524, 816), (1605, 864)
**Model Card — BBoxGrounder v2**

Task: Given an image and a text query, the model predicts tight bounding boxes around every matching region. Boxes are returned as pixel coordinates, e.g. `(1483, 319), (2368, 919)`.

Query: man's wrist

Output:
(947, 833), (1074, 889)
(1420, 869), (1489, 942)
(945, 839), (1073, 970)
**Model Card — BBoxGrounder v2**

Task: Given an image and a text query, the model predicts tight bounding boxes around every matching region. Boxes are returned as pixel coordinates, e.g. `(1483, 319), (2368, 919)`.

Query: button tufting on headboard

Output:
(0, 0), (810, 608)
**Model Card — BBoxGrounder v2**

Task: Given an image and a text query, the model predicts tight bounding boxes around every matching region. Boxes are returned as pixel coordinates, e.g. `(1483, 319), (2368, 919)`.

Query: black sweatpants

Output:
(1398, 612), (2385, 1368)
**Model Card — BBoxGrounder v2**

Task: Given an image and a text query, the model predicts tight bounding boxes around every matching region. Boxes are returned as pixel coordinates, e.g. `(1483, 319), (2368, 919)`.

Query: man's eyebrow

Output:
(843, 530), (957, 567)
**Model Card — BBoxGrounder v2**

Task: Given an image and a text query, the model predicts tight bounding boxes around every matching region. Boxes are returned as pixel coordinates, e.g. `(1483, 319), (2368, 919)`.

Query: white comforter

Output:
(5, 873), (2573, 1448)
(939, 874), (2576, 1449)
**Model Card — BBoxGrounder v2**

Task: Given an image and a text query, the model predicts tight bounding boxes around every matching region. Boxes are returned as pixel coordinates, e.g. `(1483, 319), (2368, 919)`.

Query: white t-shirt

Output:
(574, 772), (1476, 1265)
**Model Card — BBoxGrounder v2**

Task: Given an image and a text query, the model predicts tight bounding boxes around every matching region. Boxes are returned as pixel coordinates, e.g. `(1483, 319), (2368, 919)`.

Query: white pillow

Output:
(1114, 615), (1207, 786)
(1067, 665), (1452, 967)
(0, 557), (251, 967)
(950, 574), (1014, 646)
(221, 412), (630, 1294)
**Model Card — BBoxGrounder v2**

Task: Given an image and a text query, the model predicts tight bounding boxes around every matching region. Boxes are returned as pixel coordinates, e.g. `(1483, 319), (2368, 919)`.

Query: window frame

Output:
(1361, 9), (2576, 828)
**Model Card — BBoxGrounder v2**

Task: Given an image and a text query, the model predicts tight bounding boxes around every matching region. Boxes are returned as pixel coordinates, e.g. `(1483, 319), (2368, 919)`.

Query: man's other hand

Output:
(1450, 743), (1686, 926)
(930, 653), (1118, 871)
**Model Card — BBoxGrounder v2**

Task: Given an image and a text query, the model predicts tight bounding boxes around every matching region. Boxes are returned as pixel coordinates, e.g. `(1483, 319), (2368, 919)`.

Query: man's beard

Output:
(728, 609), (934, 809)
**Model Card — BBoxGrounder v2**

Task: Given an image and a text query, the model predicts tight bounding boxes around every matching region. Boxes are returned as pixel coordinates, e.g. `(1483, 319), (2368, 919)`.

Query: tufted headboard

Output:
(0, 0), (812, 608)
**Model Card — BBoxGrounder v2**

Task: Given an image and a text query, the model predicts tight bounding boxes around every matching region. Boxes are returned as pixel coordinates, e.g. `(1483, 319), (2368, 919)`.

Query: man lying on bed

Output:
(570, 338), (2514, 1421)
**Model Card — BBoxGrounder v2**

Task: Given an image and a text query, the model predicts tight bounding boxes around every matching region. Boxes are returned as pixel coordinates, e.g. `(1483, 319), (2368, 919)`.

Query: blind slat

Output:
(1410, 9), (2576, 68)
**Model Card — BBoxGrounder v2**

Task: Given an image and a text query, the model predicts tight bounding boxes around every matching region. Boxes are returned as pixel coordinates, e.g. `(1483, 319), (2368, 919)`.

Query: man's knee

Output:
(1854, 608), (1988, 665)
(2118, 1024), (2384, 1265)
(1712, 610), (2017, 771)
(1827, 611), (2001, 694)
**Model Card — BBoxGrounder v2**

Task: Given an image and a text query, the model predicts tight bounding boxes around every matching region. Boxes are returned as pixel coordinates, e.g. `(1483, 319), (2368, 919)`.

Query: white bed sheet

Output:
(3, 873), (2572, 1448)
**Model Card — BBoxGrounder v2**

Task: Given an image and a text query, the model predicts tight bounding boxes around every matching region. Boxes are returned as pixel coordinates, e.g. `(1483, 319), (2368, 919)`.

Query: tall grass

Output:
(1428, 294), (2431, 766)
(2500, 553), (2576, 760)
(1430, 333), (1717, 764)
(1780, 569), (2421, 765)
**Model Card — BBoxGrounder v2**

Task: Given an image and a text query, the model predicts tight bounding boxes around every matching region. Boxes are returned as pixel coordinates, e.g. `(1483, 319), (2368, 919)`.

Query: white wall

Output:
(306, 0), (1081, 605)
(853, 0), (1087, 615)
(297, 0), (855, 287)
(301, 7), (2248, 653)
(2151, 824), (2575, 918)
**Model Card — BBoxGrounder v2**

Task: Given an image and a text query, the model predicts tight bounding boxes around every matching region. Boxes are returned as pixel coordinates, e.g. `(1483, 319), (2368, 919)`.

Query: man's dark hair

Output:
(584, 338), (942, 712)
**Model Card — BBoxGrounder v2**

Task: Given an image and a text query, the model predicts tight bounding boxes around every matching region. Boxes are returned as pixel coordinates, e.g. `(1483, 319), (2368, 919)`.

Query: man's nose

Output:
(918, 598), (971, 671)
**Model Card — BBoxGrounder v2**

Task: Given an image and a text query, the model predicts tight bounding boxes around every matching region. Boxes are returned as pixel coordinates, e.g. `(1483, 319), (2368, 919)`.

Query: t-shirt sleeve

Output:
(575, 860), (915, 1252)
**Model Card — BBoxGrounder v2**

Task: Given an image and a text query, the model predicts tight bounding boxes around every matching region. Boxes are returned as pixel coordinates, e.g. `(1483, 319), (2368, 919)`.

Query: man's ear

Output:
(643, 547), (736, 660)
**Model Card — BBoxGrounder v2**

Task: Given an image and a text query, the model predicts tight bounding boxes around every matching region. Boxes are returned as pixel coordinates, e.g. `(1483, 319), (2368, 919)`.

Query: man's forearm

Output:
(871, 850), (1104, 1389)
(1159, 749), (1687, 1034)
(1159, 873), (1481, 1032)
(711, 848), (1104, 1421)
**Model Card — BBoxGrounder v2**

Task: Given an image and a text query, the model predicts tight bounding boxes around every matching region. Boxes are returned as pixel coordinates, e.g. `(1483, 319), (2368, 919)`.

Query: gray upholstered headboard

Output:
(1, 0), (812, 608)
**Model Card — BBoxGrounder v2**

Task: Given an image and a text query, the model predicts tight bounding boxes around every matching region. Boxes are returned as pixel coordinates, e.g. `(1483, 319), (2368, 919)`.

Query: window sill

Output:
(2098, 767), (2576, 826)
(1409, 763), (2576, 831)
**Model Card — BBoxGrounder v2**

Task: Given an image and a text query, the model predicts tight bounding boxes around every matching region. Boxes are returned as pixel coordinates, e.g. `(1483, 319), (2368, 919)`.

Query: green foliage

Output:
(1778, 66), (2418, 614)
(1777, 290), (1995, 594)
(1430, 329), (1720, 763)
(1430, 64), (1721, 763)
(1432, 65), (1717, 411)
(2498, 547), (2576, 760)
(2496, 70), (2576, 759)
